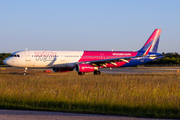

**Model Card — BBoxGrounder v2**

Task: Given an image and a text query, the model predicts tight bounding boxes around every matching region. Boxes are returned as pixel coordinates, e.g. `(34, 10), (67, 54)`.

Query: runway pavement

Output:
(0, 109), (171, 120)
(2, 66), (180, 75)
(99, 67), (180, 74)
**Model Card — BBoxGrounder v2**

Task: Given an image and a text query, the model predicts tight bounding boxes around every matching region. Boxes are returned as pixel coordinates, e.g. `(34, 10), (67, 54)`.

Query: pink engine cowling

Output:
(75, 64), (98, 72)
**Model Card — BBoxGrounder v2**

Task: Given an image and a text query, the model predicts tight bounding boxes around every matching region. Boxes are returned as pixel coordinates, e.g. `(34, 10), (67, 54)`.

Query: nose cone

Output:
(3, 58), (8, 65)
(3, 58), (12, 66)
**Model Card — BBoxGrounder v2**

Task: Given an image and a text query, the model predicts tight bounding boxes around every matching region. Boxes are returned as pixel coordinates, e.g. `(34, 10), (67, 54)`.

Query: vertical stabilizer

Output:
(138, 29), (161, 54)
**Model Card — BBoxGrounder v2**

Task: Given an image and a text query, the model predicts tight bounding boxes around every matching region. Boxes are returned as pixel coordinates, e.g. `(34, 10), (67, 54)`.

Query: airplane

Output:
(3, 29), (164, 75)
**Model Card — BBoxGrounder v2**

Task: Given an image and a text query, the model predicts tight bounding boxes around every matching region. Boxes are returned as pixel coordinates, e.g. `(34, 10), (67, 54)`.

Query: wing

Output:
(78, 56), (137, 67)
(77, 53), (164, 67)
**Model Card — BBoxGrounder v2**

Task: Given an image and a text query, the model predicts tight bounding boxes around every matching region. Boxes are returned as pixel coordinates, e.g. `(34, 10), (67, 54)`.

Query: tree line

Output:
(0, 53), (11, 65)
(146, 52), (180, 65)
(1, 52), (180, 66)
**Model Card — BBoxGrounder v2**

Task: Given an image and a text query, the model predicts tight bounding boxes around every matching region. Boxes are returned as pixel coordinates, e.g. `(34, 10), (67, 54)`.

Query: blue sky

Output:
(1, 0), (180, 53)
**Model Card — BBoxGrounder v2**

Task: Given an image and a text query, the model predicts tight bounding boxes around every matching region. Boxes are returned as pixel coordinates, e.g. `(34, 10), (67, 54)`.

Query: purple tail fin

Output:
(139, 29), (161, 54)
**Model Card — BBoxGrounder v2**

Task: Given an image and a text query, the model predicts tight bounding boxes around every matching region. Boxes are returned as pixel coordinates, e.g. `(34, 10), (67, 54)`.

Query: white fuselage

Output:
(4, 50), (84, 68)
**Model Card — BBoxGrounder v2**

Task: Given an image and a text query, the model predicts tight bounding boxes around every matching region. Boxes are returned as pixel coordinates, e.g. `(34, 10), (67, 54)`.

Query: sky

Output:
(1, 0), (180, 53)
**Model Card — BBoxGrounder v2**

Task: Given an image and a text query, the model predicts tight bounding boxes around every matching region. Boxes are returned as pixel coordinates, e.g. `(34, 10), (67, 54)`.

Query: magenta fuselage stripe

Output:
(78, 51), (138, 62)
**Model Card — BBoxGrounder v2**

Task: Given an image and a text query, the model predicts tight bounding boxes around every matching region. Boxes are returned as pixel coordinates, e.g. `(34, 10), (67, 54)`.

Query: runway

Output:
(0, 109), (170, 120)
(1, 67), (180, 75)
(99, 67), (180, 74)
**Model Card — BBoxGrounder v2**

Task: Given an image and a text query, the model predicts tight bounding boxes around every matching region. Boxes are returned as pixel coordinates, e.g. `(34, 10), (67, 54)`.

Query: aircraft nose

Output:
(3, 58), (13, 66)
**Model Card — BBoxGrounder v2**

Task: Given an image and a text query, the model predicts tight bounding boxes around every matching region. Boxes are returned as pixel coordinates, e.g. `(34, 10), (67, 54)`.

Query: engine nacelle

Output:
(75, 64), (98, 73)
(53, 68), (73, 72)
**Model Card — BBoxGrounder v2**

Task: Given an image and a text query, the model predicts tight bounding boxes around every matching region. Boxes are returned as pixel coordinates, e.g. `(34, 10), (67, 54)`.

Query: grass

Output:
(0, 68), (180, 118)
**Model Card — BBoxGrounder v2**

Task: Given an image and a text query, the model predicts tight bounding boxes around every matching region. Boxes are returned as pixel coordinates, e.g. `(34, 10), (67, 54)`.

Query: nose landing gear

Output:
(24, 67), (27, 75)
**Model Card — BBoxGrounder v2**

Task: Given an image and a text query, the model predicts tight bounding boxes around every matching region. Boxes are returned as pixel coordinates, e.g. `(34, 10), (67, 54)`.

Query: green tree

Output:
(0, 53), (11, 65)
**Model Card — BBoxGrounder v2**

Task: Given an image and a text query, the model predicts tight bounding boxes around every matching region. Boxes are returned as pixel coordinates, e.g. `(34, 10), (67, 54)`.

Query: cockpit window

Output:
(10, 54), (20, 57)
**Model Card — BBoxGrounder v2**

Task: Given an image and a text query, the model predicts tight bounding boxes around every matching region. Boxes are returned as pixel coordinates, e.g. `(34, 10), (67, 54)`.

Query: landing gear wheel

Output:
(78, 72), (85, 75)
(23, 67), (27, 75)
(94, 70), (101, 75)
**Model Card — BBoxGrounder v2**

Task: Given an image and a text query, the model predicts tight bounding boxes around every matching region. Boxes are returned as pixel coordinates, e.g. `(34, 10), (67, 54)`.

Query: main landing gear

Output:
(94, 70), (101, 75)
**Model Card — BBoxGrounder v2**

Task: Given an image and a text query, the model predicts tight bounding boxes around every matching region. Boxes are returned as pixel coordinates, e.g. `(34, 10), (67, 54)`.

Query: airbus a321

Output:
(4, 29), (164, 75)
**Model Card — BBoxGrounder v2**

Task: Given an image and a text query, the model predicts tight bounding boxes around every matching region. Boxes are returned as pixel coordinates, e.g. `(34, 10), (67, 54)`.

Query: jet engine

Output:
(53, 68), (74, 72)
(75, 64), (98, 72)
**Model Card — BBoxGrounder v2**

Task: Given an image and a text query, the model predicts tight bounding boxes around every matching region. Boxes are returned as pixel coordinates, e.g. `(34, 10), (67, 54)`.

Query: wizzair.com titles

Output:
(112, 53), (131, 56)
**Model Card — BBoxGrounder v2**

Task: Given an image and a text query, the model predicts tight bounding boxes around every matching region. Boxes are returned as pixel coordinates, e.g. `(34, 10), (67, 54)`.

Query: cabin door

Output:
(25, 52), (31, 62)
(25, 52), (32, 67)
